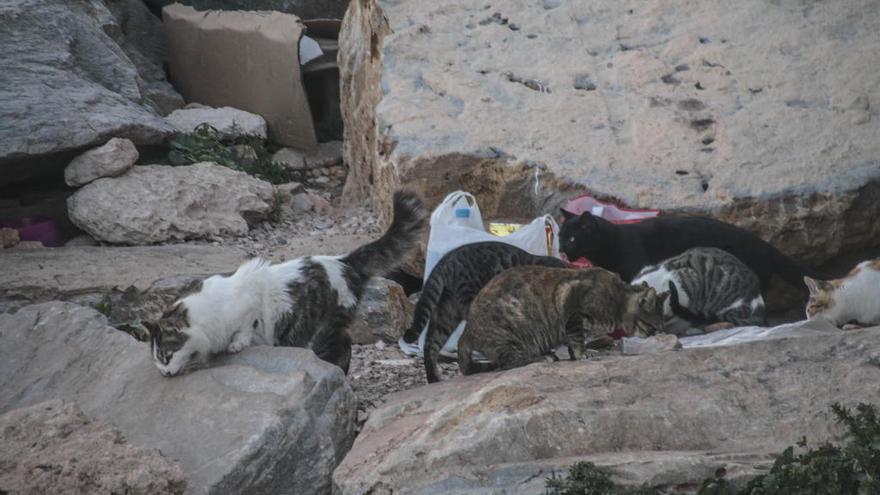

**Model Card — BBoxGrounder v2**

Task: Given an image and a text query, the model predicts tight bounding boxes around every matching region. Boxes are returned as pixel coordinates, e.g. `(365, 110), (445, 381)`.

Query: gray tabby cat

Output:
(631, 247), (765, 335)
(456, 266), (668, 378)
(398, 241), (569, 383)
(146, 191), (427, 376)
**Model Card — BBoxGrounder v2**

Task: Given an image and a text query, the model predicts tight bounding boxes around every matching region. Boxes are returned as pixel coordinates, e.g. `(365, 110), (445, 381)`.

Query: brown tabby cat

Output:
(456, 266), (668, 377)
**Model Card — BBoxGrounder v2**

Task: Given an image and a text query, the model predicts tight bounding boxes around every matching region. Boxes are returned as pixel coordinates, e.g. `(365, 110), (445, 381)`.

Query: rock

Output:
(273, 147), (308, 171)
(621, 333), (682, 355)
(67, 163), (275, 244)
(0, 0), (174, 187)
(103, 0), (184, 115)
(165, 106), (268, 139)
(290, 191), (334, 213)
(64, 138), (139, 187)
(274, 181), (306, 204)
(0, 302), (358, 495)
(305, 140), (344, 169)
(12, 240), (44, 250)
(333, 324), (880, 493)
(64, 234), (98, 247)
(339, 0), (880, 262)
(0, 399), (186, 495)
(0, 227), (19, 248)
(347, 278), (414, 344)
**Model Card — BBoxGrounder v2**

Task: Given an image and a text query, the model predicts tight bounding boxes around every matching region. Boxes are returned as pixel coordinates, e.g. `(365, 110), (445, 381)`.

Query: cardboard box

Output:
(163, 4), (318, 149)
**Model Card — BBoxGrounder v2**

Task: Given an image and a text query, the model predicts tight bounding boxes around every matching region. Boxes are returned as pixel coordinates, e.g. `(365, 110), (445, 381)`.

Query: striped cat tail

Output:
(343, 191), (428, 279)
(401, 276), (443, 344)
(423, 320), (445, 383)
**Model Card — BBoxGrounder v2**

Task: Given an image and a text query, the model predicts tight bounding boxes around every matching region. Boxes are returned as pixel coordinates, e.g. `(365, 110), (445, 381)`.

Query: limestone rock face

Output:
(0, 302), (358, 495)
(64, 138), (139, 187)
(339, 0), (880, 262)
(0, 400), (186, 495)
(347, 278), (414, 344)
(67, 163), (275, 244)
(0, 0), (174, 185)
(165, 106), (268, 139)
(334, 326), (880, 493)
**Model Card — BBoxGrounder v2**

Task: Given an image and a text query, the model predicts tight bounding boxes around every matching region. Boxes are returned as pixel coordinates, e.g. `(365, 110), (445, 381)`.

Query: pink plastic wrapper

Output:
(0, 217), (63, 247)
(560, 195), (661, 269)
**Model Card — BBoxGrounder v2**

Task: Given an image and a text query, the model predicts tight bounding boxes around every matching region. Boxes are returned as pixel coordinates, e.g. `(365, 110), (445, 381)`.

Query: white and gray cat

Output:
(145, 191), (427, 376)
(805, 259), (880, 327)
(632, 247), (765, 334)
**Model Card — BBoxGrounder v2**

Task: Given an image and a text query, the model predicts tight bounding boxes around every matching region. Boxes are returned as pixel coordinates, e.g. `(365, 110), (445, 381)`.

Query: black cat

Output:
(558, 210), (823, 291)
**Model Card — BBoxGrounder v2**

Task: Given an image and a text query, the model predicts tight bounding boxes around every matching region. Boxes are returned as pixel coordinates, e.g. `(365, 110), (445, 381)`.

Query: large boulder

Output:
(0, 399), (186, 495)
(64, 137), (139, 187)
(0, 0), (175, 186)
(334, 324), (880, 493)
(0, 302), (358, 495)
(339, 0), (880, 263)
(67, 163), (276, 244)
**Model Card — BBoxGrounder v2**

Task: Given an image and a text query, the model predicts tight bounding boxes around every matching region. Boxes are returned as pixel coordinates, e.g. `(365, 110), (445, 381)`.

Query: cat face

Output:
(558, 211), (609, 260)
(145, 302), (208, 377)
(627, 283), (669, 337)
(804, 276), (837, 321)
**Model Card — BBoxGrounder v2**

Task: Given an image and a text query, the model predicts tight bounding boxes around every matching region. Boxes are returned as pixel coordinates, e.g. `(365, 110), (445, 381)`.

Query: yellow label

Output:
(489, 223), (522, 237)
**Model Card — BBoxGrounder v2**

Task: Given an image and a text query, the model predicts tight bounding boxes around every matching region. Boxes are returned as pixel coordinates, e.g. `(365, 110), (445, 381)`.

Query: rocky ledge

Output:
(339, 0), (880, 262)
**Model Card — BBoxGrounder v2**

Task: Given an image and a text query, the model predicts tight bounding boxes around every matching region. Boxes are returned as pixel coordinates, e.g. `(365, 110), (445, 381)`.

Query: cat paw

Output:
(227, 340), (248, 353)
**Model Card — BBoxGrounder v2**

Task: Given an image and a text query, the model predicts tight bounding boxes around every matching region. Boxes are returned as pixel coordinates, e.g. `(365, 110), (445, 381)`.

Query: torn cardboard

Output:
(163, 4), (318, 149)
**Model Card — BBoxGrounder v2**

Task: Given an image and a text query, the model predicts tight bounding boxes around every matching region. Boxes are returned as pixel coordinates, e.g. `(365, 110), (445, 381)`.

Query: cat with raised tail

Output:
(146, 191), (428, 376)
(804, 259), (880, 327)
(401, 242), (568, 384)
(559, 210), (824, 291)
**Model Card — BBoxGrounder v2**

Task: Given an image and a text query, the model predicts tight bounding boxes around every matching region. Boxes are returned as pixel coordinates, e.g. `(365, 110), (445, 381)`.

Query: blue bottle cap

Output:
(454, 208), (470, 218)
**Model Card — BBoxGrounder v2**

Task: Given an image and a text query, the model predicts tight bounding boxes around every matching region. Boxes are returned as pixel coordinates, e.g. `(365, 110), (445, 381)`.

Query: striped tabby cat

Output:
(456, 266), (667, 378)
(631, 247), (765, 335)
(399, 241), (568, 383)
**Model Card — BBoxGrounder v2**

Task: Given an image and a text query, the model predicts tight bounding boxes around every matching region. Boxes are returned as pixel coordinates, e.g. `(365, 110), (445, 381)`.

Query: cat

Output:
(558, 210), (824, 291)
(631, 247), (766, 334)
(452, 266), (668, 379)
(804, 259), (880, 327)
(395, 241), (569, 383)
(145, 191), (428, 377)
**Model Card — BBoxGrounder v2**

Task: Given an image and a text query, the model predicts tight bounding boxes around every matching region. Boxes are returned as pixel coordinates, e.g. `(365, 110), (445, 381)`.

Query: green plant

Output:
(697, 402), (880, 495)
(544, 462), (660, 495)
(167, 123), (291, 184)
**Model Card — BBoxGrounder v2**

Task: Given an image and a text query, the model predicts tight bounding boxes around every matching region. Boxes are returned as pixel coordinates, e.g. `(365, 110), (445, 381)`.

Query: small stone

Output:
(274, 181), (305, 204)
(573, 74), (597, 91)
(64, 138), (139, 187)
(303, 141), (343, 169)
(273, 148), (307, 170)
(315, 176), (331, 184)
(347, 278), (414, 344)
(621, 334), (682, 355)
(64, 235), (98, 247)
(13, 240), (44, 250)
(0, 228), (20, 248)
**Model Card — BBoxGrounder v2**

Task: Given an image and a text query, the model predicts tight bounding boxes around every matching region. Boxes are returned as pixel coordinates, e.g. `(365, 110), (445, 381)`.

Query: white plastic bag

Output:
(399, 190), (562, 356)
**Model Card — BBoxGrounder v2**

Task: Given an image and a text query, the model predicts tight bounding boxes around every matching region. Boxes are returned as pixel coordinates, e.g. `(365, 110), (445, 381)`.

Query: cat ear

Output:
(803, 276), (821, 294)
